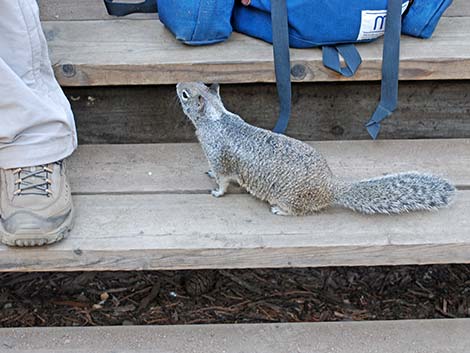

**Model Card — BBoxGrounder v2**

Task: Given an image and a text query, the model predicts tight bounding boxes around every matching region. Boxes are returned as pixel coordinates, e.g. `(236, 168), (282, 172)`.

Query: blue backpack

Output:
(104, 0), (452, 138)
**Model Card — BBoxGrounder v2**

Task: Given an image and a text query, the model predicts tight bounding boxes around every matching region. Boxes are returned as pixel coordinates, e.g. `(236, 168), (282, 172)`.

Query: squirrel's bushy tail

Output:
(333, 172), (456, 214)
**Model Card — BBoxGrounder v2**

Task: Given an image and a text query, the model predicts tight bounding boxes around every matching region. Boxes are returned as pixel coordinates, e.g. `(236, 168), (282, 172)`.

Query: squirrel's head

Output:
(176, 82), (224, 125)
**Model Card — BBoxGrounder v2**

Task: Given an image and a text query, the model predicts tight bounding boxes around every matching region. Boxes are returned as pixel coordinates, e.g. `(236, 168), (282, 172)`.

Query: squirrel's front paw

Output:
(206, 170), (216, 179)
(211, 188), (225, 198)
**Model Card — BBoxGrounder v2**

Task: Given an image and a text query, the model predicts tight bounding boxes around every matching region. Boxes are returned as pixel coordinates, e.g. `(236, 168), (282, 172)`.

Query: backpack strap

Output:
(104, 0), (157, 16)
(270, 0), (292, 134)
(322, 44), (362, 77)
(269, 1), (363, 134)
(365, 0), (402, 139)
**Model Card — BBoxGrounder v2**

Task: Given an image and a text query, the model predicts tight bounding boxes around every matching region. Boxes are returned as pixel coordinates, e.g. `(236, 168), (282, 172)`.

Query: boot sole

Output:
(0, 207), (75, 247)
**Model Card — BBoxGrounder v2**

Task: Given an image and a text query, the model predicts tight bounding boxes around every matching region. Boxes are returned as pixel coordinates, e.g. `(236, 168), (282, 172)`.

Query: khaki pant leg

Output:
(0, 0), (77, 168)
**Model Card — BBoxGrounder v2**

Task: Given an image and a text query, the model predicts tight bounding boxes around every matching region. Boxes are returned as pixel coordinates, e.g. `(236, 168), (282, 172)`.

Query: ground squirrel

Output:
(176, 82), (455, 216)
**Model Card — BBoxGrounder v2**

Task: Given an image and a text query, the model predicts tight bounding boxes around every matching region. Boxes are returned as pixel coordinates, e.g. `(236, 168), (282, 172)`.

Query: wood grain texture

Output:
(38, 0), (469, 20)
(2, 140), (468, 271)
(67, 139), (470, 195)
(444, 0), (470, 17)
(0, 191), (469, 271)
(38, 0), (157, 21)
(3, 320), (470, 353)
(43, 17), (470, 86)
(66, 82), (470, 143)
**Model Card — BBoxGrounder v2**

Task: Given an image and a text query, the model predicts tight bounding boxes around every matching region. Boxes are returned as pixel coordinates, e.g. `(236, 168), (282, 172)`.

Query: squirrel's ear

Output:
(209, 83), (220, 96)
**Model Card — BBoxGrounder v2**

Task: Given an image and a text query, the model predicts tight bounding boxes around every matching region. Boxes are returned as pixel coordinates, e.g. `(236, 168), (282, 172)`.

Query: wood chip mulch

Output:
(1, 265), (470, 327)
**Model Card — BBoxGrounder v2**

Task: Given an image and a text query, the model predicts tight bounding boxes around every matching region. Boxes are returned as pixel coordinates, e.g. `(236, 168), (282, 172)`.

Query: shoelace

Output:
(13, 164), (56, 196)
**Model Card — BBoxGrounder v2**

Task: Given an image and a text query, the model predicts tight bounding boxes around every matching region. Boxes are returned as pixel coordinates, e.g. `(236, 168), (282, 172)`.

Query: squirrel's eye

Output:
(181, 90), (189, 100)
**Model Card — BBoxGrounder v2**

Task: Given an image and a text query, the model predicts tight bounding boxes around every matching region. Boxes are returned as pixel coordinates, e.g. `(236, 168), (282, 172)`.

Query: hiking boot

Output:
(0, 161), (74, 247)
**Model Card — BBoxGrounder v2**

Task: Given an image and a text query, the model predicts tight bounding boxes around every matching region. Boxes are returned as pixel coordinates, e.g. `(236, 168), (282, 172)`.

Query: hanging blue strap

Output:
(104, 0), (157, 16)
(270, 0), (292, 134)
(365, 0), (402, 139)
(322, 44), (362, 77)
(270, 1), (365, 134)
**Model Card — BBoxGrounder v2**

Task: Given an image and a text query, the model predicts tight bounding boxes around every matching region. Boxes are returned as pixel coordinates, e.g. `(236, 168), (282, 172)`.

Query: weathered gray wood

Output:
(68, 139), (470, 195)
(38, 0), (469, 20)
(66, 82), (470, 144)
(2, 319), (470, 353)
(2, 140), (468, 271)
(38, 0), (157, 21)
(0, 190), (469, 271)
(44, 17), (470, 86)
(444, 0), (470, 17)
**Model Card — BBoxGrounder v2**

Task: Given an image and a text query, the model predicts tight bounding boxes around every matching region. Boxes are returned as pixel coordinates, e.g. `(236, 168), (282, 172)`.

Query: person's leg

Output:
(0, 0), (77, 167)
(0, 0), (76, 247)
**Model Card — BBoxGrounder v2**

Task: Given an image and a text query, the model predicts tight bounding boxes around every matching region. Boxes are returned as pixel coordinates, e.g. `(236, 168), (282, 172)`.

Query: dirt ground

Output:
(1, 265), (469, 327)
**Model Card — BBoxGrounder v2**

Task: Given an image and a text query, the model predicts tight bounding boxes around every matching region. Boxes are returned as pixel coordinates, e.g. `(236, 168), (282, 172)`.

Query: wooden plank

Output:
(444, 0), (470, 17)
(1, 140), (468, 271)
(0, 190), (469, 271)
(2, 320), (470, 353)
(67, 139), (470, 195)
(66, 82), (470, 143)
(38, 0), (469, 21)
(44, 17), (470, 86)
(38, 0), (157, 21)
(39, 0), (110, 21)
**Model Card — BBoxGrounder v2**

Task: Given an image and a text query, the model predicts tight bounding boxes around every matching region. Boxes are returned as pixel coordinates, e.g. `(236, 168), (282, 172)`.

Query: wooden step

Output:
(66, 82), (470, 144)
(39, 1), (470, 86)
(2, 319), (470, 352)
(1, 139), (469, 272)
(39, 0), (470, 21)
(68, 139), (470, 194)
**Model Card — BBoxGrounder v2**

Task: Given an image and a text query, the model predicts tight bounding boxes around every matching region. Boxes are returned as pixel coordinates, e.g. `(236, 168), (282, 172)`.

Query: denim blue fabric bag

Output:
(233, 0), (411, 48)
(402, 0), (453, 38)
(158, 0), (234, 45)
(231, 0), (452, 137)
(104, 0), (234, 45)
(103, 0), (451, 45)
(104, 0), (452, 138)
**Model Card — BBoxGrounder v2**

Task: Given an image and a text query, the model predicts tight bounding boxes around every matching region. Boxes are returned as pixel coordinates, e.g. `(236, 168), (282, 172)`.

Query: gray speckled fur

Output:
(176, 82), (456, 215)
(334, 172), (455, 214)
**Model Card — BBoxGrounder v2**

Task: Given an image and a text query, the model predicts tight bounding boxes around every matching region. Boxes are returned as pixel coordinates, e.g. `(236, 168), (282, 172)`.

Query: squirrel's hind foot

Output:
(211, 176), (231, 198)
(270, 205), (291, 216)
(211, 188), (225, 198)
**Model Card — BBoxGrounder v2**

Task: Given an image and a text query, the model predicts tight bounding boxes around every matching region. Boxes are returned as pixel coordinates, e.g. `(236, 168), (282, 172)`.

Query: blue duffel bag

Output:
(104, 0), (235, 45)
(232, 0), (452, 137)
(233, 0), (411, 48)
(159, 0), (234, 45)
(104, 0), (452, 138)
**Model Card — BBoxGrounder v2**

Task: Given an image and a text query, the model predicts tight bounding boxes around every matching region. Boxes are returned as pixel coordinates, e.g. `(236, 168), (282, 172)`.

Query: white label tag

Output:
(357, 1), (409, 41)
